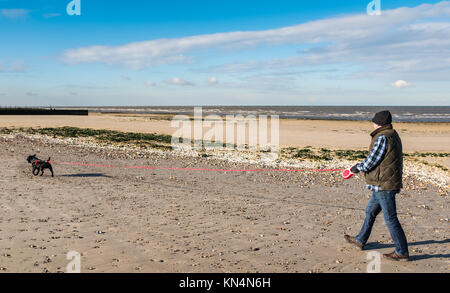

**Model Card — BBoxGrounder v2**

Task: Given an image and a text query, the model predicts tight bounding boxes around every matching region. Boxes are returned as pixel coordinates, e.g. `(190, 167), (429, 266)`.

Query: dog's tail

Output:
(47, 157), (51, 162)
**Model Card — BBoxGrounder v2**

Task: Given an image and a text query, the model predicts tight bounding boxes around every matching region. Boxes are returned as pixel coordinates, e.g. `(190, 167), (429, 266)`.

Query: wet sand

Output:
(0, 134), (448, 273)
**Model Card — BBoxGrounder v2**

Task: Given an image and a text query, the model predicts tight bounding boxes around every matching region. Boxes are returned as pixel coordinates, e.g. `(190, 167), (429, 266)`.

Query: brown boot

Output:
(344, 234), (364, 250)
(383, 251), (409, 262)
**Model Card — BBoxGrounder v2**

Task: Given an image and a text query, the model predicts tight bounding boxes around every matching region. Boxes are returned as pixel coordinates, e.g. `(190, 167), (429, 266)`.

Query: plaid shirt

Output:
(356, 134), (388, 192)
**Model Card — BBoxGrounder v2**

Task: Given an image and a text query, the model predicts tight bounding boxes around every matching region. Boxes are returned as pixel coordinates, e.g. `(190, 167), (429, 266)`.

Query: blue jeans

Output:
(355, 190), (409, 256)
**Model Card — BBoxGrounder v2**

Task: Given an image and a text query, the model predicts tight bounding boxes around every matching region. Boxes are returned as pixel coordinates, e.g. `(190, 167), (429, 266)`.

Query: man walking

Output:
(344, 110), (409, 261)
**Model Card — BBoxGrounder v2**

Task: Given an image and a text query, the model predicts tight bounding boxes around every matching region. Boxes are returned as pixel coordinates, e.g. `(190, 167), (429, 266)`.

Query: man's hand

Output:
(350, 165), (360, 174)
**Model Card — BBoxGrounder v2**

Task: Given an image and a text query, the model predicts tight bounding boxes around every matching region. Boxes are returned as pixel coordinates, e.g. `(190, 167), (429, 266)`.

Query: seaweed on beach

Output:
(333, 149), (368, 160)
(287, 147), (366, 161)
(18, 127), (173, 150)
(1, 127), (449, 165)
(404, 152), (450, 158)
(432, 164), (448, 171)
(282, 146), (449, 172)
(286, 147), (331, 161)
(0, 127), (13, 134)
(415, 159), (449, 171)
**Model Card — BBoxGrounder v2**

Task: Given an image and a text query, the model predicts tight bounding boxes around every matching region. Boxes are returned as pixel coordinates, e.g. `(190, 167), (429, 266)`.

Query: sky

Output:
(0, 0), (449, 106)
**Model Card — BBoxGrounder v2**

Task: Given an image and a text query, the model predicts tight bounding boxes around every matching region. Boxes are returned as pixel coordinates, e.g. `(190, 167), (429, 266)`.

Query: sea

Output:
(62, 106), (450, 123)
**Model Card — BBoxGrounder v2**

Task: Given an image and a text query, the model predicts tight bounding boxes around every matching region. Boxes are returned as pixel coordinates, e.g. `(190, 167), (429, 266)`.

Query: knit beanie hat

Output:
(372, 110), (392, 126)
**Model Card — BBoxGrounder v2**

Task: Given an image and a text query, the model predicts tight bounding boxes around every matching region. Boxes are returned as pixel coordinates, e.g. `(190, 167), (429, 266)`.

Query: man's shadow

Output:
(365, 239), (450, 261)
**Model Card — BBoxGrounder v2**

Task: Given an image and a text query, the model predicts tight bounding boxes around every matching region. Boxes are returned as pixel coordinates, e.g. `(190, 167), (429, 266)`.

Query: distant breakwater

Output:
(0, 108), (88, 116)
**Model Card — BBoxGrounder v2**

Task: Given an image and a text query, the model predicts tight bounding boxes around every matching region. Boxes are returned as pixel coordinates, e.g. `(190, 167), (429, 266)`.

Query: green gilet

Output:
(364, 124), (403, 191)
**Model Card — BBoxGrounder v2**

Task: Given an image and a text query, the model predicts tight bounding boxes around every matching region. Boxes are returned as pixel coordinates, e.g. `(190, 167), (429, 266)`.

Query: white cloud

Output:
(392, 80), (412, 88)
(1, 9), (29, 19)
(8, 62), (26, 72)
(145, 81), (155, 87)
(43, 13), (61, 19)
(0, 60), (26, 73)
(60, 1), (450, 81)
(207, 77), (218, 84)
(166, 77), (194, 86)
(208, 21), (450, 78)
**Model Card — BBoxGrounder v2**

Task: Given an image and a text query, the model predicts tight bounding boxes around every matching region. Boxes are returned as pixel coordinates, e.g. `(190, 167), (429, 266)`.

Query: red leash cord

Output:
(48, 161), (345, 173)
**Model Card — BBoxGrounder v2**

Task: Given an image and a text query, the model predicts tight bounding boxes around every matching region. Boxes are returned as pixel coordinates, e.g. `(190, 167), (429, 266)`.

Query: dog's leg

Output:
(49, 165), (54, 177)
(32, 167), (39, 176)
(40, 168), (44, 176)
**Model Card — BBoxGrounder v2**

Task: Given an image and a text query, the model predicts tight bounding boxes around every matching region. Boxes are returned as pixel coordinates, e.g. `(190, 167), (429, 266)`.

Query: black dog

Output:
(26, 154), (54, 177)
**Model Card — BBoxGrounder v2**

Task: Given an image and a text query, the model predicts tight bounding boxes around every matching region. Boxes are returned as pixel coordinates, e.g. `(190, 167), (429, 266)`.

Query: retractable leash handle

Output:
(342, 168), (356, 179)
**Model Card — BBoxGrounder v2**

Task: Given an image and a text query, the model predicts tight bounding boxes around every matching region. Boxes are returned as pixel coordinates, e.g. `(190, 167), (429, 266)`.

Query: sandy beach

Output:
(0, 113), (449, 152)
(3, 0), (450, 277)
(0, 114), (448, 273)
